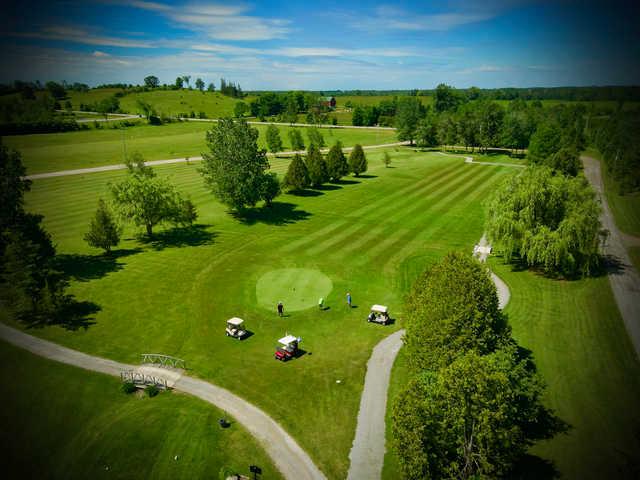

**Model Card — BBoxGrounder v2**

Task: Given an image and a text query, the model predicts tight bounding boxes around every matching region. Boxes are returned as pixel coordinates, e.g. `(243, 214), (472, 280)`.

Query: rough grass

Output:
(0, 339), (282, 480)
(17, 149), (513, 478)
(4, 122), (397, 174)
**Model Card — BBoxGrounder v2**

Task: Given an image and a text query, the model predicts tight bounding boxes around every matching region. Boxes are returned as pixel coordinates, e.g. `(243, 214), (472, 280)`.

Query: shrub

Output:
(145, 384), (160, 397)
(121, 382), (137, 394)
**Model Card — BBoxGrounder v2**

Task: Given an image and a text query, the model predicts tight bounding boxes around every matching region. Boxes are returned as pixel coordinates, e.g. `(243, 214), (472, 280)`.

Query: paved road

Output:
(25, 141), (410, 180)
(181, 117), (396, 130)
(582, 156), (640, 358)
(0, 323), (326, 480)
(435, 151), (526, 168)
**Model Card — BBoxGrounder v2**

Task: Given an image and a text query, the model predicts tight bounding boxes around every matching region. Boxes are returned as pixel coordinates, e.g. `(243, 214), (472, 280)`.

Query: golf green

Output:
(256, 268), (333, 312)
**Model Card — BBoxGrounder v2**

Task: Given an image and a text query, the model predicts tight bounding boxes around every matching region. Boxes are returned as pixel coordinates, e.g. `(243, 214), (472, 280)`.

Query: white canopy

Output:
(278, 335), (298, 346)
(227, 317), (244, 326)
(371, 304), (389, 314)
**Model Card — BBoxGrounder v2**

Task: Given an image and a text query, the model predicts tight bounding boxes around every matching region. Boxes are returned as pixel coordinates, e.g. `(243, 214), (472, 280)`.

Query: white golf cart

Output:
(225, 317), (248, 339)
(367, 304), (390, 325)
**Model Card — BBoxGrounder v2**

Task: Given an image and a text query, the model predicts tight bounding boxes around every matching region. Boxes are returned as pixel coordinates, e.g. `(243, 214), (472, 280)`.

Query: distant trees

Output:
(84, 199), (120, 253)
(234, 101), (248, 118)
(392, 252), (564, 479)
(175, 77), (183, 89)
(136, 98), (155, 121)
(395, 97), (424, 144)
(200, 118), (277, 210)
(434, 83), (462, 112)
(219, 78), (243, 98)
(144, 76), (159, 89)
(288, 129), (305, 151)
(283, 154), (309, 191)
(487, 167), (602, 276)
(110, 153), (196, 236)
(266, 124), (283, 153)
(306, 144), (329, 186)
(182, 76), (191, 88)
(96, 96), (120, 119)
(306, 126), (325, 148)
(326, 141), (349, 181)
(348, 144), (367, 176)
(415, 110), (438, 148)
(195, 78), (205, 92)
(45, 81), (66, 99)
(207, 82), (216, 93)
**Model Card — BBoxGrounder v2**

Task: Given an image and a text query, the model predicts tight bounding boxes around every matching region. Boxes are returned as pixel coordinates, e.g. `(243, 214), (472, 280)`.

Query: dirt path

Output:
(582, 156), (640, 358)
(0, 322), (326, 480)
(25, 141), (410, 180)
(435, 151), (526, 168)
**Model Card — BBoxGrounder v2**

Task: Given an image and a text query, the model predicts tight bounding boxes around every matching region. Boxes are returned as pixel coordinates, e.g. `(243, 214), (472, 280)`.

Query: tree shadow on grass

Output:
(288, 189), (323, 197)
(233, 202), (311, 226)
(509, 454), (560, 479)
(356, 174), (378, 179)
(54, 248), (142, 282)
(332, 179), (360, 185)
(137, 224), (218, 251)
(313, 184), (341, 191)
(24, 296), (101, 331)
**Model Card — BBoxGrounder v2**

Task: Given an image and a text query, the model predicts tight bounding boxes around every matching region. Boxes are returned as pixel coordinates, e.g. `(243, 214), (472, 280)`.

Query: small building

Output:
(319, 96), (336, 109)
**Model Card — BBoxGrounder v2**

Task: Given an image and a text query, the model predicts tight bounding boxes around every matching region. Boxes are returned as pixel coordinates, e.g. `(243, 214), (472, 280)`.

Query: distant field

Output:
(5, 122), (397, 174)
(0, 340), (282, 480)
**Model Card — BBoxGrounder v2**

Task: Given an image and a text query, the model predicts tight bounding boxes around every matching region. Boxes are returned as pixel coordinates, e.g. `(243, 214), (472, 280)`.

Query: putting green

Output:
(256, 268), (333, 312)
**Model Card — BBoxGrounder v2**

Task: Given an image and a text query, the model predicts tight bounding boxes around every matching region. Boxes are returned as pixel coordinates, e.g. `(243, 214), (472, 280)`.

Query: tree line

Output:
(392, 252), (566, 479)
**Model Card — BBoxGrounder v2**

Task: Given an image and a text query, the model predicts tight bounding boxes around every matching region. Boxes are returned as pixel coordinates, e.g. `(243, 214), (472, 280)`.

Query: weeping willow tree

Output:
(486, 166), (602, 276)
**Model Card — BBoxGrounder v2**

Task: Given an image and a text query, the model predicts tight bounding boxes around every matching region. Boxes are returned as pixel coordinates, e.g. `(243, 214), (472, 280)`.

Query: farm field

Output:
(4, 122), (397, 174)
(381, 259), (640, 480)
(18, 148), (514, 478)
(0, 340), (282, 480)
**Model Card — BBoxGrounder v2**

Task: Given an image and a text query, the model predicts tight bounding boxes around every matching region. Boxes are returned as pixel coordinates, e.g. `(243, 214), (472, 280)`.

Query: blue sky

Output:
(0, 0), (638, 89)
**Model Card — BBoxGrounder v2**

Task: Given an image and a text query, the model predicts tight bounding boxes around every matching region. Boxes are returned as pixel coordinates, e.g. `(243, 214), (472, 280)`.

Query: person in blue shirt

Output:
(346, 292), (352, 308)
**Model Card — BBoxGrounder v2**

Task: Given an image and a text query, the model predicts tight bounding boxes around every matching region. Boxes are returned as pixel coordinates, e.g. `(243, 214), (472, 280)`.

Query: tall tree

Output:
(200, 119), (270, 211)
(283, 154), (310, 191)
(234, 102), (248, 118)
(348, 144), (368, 176)
(111, 154), (191, 235)
(288, 129), (305, 151)
(434, 83), (462, 113)
(306, 126), (325, 148)
(265, 124), (283, 153)
(306, 144), (328, 187)
(404, 251), (510, 372)
(195, 78), (205, 92)
(258, 172), (281, 206)
(393, 348), (562, 480)
(477, 101), (504, 152)
(487, 166), (602, 275)
(175, 76), (184, 89)
(527, 120), (562, 165)
(143, 75), (159, 89)
(181, 75), (191, 88)
(395, 97), (424, 144)
(207, 82), (216, 92)
(416, 110), (438, 148)
(325, 141), (349, 181)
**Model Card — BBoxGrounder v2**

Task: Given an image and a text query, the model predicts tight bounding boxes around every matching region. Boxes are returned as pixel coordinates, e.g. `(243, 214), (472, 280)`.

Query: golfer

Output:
(277, 301), (284, 317)
(318, 297), (324, 310)
(346, 292), (352, 308)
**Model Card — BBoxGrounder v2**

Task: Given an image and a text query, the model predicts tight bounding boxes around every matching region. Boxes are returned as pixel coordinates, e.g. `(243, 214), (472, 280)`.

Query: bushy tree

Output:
(265, 124), (283, 153)
(528, 120), (562, 164)
(176, 198), (198, 226)
(283, 154), (309, 191)
(111, 154), (193, 235)
(404, 252), (510, 372)
(234, 101), (248, 118)
(143, 75), (159, 89)
(548, 147), (580, 176)
(84, 199), (120, 253)
(393, 347), (562, 480)
(200, 119), (270, 211)
(396, 97), (424, 144)
(259, 172), (281, 206)
(175, 76), (183, 89)
(487, 166), (602, 275)
(416, 111), (438, 148)
(195, 78), (205, 92)
(325, 141), (349, 180)
(306, 144), (328, 186)
(348, 144), (367, 176)
(434, 83), (462, 113)
(306, 126), (325, 148)
(383, 151), (392, 168)
(288, 128), (305, 151)
(477, 101), (504, 152)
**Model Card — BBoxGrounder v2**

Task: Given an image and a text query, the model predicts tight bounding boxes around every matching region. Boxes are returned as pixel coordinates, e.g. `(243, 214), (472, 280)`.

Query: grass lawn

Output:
(381, 347), (409, 480)
(382, 259), (640, 479)
(16, 148), (513, 478)
(4, 122), (397, 174)
(0, 339), (282, 480)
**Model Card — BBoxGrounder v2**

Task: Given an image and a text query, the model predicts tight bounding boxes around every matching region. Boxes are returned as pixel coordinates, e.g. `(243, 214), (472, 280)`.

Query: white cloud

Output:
(92, 50), (110, 57)
(17, 25), (155, 48)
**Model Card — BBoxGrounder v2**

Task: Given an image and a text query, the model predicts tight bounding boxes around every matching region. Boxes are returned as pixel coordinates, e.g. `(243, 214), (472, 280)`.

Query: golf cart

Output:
(367, 304), (390, 325)
(225, 317), (248, 339)
(274, 334), (300, 361)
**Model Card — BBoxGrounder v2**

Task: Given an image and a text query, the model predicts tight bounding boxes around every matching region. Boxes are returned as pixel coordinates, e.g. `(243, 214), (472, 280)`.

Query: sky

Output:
(0, 0), (638, 90)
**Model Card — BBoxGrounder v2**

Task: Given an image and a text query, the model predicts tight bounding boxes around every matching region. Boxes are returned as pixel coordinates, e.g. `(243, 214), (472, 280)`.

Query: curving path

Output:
(435, 150), (525, 168)
(346, 234), (511, 480)
(25, 141), (410, 180)
(0, 322), (326, 480)
(582, 156), (640, 358)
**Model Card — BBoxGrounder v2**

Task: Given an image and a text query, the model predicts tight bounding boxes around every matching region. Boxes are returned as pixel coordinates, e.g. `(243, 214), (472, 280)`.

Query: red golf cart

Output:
(274, 334), (300, 361)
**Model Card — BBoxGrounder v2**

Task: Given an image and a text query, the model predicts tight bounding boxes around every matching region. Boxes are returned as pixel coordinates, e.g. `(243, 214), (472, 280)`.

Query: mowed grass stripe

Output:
(280, 219), (350, 253)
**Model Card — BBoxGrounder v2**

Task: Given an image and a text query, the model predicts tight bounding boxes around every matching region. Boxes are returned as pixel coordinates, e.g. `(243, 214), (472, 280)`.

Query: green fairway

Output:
(17, 148), (512, 478)
(4, 122), (397, 174)
(0, 340), (282, 480)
